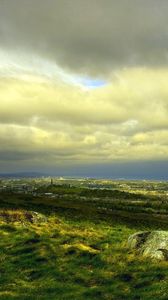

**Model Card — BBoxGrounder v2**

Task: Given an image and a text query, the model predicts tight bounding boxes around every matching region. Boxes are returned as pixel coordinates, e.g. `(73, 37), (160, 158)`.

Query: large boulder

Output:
(128, 231), (168, 261)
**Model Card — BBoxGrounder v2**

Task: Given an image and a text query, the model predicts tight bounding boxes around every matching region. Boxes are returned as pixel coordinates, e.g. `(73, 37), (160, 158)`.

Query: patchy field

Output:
(1, 193), (168, 299)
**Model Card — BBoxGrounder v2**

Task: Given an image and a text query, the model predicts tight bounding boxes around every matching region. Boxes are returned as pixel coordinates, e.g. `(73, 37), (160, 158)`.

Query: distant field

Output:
(1, 188), (168, 299)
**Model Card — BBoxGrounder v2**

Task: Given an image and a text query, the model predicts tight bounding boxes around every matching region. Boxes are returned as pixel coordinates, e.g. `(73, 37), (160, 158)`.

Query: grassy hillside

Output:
(1, 192), (168, 299)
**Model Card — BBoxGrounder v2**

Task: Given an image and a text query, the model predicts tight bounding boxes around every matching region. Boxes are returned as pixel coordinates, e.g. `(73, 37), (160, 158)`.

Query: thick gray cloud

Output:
(0, 0), (168, 178)
(1, 0), (168, 74)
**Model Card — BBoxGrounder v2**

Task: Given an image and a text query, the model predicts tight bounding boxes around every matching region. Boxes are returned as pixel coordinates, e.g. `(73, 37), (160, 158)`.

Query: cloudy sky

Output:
(0, 0), (168, 179)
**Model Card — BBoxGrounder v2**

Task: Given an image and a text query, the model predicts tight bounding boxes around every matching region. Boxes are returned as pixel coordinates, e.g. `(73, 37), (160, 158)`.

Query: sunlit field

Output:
(1, 189), (168, 300)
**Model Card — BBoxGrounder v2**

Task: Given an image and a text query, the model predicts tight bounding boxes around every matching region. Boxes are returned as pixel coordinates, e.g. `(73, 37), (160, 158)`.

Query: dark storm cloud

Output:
(1, 0), (168, 75)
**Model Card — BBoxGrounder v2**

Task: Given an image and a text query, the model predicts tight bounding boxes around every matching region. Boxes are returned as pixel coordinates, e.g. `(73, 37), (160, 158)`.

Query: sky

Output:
(0, 0), (168, 179)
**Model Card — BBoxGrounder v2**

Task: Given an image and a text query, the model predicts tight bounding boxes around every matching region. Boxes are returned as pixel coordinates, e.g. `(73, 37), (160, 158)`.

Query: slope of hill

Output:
(1, 191), (168, 299)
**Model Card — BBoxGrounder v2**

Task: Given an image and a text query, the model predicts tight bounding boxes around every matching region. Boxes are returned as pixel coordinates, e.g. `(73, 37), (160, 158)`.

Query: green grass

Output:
(1, 193), (168, 299)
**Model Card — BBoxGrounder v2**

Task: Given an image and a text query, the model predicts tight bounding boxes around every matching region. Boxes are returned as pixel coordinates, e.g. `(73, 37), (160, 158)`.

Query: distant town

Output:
(0, 177), (168, 198)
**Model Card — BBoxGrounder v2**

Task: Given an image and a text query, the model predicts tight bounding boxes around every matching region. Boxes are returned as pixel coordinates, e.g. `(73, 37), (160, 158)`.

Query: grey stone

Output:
(128, 231), (168, 261)
(26, 211), (47, 223)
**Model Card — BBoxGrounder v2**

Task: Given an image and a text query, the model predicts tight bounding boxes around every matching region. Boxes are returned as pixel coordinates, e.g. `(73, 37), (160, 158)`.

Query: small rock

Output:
(30, 211), (47, 223)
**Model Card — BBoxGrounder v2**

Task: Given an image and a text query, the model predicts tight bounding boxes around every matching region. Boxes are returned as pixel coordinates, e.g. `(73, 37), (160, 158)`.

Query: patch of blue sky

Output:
(78, 77), (107, 88)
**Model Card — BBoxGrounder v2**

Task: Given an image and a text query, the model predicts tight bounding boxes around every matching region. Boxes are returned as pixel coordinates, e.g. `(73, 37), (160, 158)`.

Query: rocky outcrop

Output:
(0, 209), (47, 224)
(128, 231), (168, 261)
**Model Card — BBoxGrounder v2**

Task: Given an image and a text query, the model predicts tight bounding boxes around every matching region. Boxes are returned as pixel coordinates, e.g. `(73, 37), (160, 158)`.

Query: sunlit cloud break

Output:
(0, 49), (106, 89)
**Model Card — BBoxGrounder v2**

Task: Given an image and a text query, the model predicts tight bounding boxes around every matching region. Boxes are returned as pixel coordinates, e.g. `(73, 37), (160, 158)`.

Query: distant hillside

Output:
(0, 172), (46, 178)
